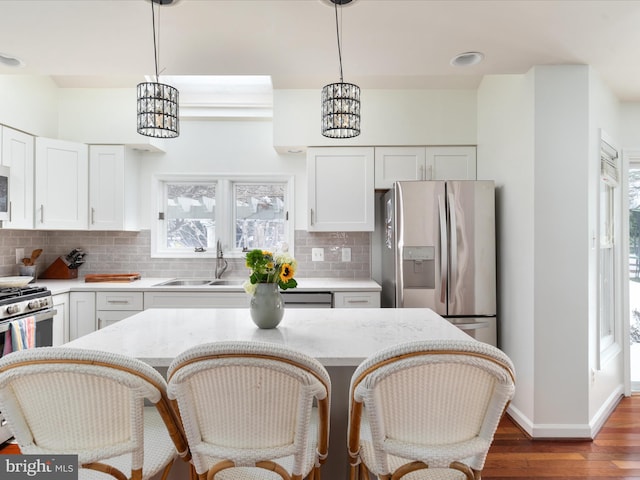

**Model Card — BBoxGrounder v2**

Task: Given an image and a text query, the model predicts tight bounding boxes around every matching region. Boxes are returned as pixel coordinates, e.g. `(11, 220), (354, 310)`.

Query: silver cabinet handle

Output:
(40, 204), (44, 224)
(310, 208), (314, 226)
(346, 299), (370, 304)
(8, 201), (11, 222)
(91, 207), (95, 225)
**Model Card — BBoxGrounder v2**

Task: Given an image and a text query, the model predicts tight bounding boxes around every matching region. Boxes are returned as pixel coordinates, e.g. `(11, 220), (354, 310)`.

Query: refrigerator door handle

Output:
(438, 194), (448, 304)
(448, 192), (457, 300)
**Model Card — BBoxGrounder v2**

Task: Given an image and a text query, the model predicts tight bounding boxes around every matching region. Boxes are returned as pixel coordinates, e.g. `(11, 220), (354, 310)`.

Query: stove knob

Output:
(6, 305), (19, 315)
(27, 301), (39, 309)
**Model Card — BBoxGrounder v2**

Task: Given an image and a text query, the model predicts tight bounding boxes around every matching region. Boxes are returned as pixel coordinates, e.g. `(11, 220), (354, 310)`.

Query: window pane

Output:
(234, 183), (286, 251)
(166, 182), (216, 249)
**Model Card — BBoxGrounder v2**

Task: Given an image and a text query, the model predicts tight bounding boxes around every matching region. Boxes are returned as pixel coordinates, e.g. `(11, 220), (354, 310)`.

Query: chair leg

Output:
(158, 459), (176, 480)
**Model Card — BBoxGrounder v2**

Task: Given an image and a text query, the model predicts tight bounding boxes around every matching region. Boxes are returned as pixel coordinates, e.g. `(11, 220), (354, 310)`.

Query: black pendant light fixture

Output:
(137, 0), (179, 138)
(321, 0), (361, 138)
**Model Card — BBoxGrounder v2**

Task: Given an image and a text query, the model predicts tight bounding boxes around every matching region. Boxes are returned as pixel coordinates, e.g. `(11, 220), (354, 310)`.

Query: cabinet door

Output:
(1, 127), (35, 229)
(307, 147), (374, 231)
(35, 137), (88, 230)
(425, 146), (476, 180)
(52, 293), (69, 346)
(69, 291), (96, 340)
(89, 145), (125, 230)
(374, 147), (426, 189)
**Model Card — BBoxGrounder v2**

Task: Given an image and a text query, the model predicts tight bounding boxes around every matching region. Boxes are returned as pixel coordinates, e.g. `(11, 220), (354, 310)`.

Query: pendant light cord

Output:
(333, 1), (344, 83)
(150, 0), (160, 82)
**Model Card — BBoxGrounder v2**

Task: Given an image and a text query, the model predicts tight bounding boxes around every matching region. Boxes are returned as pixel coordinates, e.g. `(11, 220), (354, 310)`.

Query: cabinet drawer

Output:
(96, 291), (143, 310)
(333, 291), (380, 308)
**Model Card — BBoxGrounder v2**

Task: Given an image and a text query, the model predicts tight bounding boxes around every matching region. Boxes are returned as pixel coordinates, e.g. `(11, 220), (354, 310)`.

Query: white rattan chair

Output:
(347, 339), (515, 480)
(167, 341), (331, 480)
(0, 347), (190, 480)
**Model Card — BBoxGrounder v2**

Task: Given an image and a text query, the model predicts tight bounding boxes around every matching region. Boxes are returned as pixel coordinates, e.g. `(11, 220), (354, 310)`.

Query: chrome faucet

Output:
(215, 239), (229, 279)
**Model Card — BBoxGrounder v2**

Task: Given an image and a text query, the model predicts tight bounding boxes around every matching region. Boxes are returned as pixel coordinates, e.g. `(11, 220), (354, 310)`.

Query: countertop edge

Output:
(39, 277), (381, 296)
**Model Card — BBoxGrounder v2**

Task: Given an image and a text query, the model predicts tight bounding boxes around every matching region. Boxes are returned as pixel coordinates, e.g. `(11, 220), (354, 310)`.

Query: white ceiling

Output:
(2, 0), (640, 100)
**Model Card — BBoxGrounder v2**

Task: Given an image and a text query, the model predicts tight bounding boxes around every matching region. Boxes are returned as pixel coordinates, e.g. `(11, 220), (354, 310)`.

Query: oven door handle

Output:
(0, 309), (56, 334)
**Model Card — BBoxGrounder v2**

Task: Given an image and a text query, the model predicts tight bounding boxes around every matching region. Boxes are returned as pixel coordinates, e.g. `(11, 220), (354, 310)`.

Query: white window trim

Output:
(151, 173), (294, 259)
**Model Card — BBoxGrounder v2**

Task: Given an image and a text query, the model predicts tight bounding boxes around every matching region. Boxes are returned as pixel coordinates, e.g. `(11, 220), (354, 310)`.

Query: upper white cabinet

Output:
(374, 146), (477, 188)
(89, 145), (139, 231)
(35, 137), (88, 230)
(1, 126), (35, 229)
(307, 147), (375, 232)
(374, 147), (427, 189)
(426, 146), (476, 181)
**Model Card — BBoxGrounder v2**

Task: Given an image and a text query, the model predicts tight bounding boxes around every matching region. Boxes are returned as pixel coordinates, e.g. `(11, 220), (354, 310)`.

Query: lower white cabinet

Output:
(144, 291), (250, 309)
(333, 291), (380, 308)
(52, 293), (69, 346)
(69, 292), (96, 341)
(96, 291), (143, 329)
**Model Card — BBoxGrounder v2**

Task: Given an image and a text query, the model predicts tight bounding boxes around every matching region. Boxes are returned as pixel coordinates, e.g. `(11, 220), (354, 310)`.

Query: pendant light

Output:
(137, 0), (179, 138)
(321, 0), (360, 138)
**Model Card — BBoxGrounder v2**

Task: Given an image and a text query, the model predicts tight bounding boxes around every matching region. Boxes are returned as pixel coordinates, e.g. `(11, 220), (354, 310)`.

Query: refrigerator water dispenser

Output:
(402, 246), (435, 288)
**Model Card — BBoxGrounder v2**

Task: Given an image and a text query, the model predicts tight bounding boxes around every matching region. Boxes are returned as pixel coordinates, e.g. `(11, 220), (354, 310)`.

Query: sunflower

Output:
(279, 263), (294, 282)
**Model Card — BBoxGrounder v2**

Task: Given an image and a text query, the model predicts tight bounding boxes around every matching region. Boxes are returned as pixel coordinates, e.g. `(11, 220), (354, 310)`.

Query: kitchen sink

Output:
(153, 278), (243, 287)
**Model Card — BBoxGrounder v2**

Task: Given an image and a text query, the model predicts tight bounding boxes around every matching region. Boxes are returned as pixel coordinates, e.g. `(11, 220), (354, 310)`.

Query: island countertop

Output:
(64, 307), (470, 367)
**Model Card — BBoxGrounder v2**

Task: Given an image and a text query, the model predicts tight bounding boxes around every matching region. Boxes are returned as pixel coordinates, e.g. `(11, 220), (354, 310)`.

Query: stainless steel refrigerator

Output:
(381, 180), (497, 346)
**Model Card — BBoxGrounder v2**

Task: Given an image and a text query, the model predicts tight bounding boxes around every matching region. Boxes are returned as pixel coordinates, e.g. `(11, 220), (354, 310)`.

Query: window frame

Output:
(151, 173), (294, 259)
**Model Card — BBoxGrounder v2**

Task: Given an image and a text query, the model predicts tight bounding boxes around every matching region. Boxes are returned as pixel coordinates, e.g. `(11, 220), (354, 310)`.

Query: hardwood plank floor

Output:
(483, 394), (640, 479)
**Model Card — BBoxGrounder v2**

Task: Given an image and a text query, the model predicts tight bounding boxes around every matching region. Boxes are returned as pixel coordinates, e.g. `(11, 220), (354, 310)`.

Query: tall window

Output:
(599, 136), (619, 358)
(152, 175), (293, 258)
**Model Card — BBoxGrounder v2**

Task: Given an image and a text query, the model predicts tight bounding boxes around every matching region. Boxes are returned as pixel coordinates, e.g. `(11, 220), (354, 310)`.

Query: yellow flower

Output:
(280, 263), (294, 282)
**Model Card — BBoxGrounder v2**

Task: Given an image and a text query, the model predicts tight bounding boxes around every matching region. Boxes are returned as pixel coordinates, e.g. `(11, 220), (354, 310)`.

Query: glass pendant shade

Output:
(321, 81), (360, 138)
(137, 81), (179, 138)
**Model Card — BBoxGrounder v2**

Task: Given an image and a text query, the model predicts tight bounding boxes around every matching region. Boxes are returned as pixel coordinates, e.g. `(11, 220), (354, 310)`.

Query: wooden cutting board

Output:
(85, 273), (141, 283)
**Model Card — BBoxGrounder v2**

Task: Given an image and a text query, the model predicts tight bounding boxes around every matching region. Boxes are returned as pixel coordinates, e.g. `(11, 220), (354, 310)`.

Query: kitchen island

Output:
(65, 307), (472, 480)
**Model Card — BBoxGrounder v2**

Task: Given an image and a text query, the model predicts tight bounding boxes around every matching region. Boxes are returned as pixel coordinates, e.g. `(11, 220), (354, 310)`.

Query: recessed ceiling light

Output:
(450, 51), (484, 67)
(0, 52), (24, 68)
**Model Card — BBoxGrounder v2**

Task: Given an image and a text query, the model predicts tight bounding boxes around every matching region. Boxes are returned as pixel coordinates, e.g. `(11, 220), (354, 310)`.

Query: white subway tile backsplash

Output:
(0, 229), (371, 279)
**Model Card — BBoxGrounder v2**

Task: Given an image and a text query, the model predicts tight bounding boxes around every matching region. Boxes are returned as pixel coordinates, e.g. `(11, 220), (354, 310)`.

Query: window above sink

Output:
(151, 174), (295, 259)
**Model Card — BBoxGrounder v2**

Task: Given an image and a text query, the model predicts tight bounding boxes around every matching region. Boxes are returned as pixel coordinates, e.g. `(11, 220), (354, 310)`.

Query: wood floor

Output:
(483, 394), (640, 479)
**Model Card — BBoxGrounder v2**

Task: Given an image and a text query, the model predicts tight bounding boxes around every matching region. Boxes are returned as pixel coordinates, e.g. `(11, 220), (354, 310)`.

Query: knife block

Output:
(40, 257), (78, 279)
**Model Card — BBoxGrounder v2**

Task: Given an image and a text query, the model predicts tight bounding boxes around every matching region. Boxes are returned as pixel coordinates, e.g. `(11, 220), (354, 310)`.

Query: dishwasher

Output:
(280, 291), (333, 308)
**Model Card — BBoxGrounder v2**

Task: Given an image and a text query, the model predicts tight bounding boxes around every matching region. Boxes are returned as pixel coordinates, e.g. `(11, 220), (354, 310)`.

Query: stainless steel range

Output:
(0, 285), (55, 445)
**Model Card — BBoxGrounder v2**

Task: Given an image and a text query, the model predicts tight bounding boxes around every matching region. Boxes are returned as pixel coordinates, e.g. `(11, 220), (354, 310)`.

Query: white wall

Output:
(57, 88), (166, 151)
(477, 73), (536, 426)
(0, 75), (58, 138)
(478, 65), (625, 438)
(273, 89), (477, 151)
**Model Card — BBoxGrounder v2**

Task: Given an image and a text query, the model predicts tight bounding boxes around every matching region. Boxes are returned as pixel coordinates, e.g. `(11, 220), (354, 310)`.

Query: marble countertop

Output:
(64, 307), (470, 367)
(33, 277), (381, 296)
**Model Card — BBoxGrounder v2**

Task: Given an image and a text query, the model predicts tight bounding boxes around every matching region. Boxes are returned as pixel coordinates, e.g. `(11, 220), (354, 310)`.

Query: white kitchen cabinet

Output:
(89, 145), (139, 231)
(144, 291), (250, 309)
(35, 137), (88, 230)
(307, 147), (374, 232)
(1, 126), (35, 229)
(96, 291), (143, 329)
(333, 291), (380, 308)
(374, 147), (427, 189)
(52, 293), (69, 346)
(69, 291), (96, 340)
(374, 146), (477, 188)
(425, 146), (476, 181)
